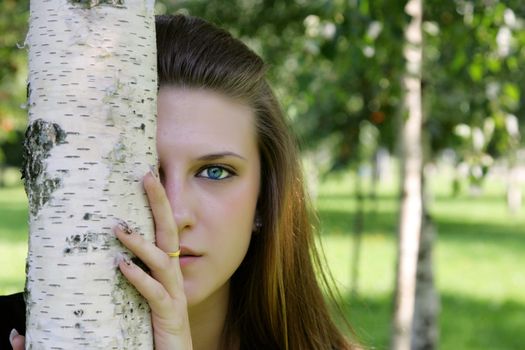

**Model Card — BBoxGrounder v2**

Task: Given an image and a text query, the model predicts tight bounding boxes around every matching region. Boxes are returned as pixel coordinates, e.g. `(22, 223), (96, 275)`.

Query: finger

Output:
(9, 331), (24, 350)
(115, 225), (183, 295)
(143, 171), (179, 253)
(118, 258), (187, 324)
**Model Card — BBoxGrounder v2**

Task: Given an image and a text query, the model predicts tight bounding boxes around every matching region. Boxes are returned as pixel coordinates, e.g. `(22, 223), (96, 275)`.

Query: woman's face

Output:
(157, 86), (260, 308)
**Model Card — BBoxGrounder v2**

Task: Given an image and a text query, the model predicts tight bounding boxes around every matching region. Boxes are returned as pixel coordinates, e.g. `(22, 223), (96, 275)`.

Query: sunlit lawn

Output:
(0, 183), (28, 295)
(318, 168), (525, 350)
(1, 166), (524, 349)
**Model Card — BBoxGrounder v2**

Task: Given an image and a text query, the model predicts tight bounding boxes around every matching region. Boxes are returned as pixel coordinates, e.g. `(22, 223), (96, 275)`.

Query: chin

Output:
(183, 280), (212, 308)
(184, 279), (230, 311)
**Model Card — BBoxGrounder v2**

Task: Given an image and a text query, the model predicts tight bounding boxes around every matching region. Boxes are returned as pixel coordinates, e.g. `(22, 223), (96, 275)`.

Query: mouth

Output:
(179, 246), (202, 258)
(178, 248), (202, 267)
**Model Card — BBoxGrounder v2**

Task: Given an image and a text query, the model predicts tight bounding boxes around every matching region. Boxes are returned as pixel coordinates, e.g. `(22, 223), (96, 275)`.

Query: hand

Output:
(9, 329), (24, 350)
(115, 171), (192, 350)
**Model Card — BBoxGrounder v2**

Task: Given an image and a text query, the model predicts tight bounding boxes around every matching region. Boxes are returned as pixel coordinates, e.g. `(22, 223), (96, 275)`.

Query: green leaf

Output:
(468, 63), (483, 82)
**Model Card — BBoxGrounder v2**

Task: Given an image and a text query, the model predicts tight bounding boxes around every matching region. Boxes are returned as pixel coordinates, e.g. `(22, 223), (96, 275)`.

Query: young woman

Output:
(8, 14), (357, 350)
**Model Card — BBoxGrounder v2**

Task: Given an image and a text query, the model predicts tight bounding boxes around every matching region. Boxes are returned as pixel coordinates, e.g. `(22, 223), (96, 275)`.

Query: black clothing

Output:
(0, 292), (25, 350)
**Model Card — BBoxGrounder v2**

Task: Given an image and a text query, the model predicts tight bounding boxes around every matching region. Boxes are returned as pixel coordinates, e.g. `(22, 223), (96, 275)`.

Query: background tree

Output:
(23, 0), (157, 348)
(391, 0), (424, 349)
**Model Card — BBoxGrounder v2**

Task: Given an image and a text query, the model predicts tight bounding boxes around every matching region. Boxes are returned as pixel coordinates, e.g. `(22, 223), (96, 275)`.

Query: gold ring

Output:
(167, 250), (181, 258)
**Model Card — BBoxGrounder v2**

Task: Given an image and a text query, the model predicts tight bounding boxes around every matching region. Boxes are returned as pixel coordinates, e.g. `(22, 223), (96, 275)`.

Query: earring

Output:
(253, 215), (263, 233)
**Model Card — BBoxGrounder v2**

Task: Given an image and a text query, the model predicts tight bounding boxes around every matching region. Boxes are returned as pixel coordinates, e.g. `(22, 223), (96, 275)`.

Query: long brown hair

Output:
(156, 14), (356, 350)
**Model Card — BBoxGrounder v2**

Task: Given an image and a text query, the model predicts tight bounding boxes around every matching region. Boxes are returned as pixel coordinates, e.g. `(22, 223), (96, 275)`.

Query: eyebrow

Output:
(196, 152), (247, 162)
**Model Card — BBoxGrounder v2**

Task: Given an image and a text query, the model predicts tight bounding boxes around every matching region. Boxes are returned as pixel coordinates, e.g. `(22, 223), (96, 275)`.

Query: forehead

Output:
(157, 87), (257, 151)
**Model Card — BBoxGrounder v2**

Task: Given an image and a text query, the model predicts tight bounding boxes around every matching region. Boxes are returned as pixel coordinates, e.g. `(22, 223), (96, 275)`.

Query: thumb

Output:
(9, 329), (25, 350)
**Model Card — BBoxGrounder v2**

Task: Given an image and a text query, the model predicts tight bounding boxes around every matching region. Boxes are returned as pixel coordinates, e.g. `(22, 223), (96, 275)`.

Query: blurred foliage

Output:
(0, 0), (28, 168)
(161, 0), (525, 177)
(424, 0), (525, 183)
(160, 0), (407, 170)
(1, 0), (524, 183)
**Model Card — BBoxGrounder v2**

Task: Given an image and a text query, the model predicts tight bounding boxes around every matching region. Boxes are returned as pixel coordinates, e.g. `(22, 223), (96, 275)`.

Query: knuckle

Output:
(153, 285), (170, 305)
(150, 253), (171, 272)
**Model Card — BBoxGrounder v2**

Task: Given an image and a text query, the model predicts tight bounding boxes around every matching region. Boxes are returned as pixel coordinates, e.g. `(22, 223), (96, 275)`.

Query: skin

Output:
(12, 87), (261, 350)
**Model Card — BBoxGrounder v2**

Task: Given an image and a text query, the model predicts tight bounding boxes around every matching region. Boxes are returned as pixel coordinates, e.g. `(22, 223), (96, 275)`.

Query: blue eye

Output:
(197, 166), (233, 180)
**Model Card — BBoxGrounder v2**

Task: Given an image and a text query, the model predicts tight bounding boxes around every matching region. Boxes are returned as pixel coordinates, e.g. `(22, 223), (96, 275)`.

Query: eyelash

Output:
(196, 164), (236, 180)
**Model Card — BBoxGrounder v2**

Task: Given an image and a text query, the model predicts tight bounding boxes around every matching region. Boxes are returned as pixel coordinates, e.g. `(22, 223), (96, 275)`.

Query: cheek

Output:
(202, 169), (260, 227)
(201, 181), (258, 249)
(214, 185), (257, 231)
(201, 186), (256, 278)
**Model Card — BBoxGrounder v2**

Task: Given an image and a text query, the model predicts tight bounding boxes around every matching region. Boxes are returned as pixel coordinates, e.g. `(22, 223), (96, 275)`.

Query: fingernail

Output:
(148, 164), (160, 181)
(123, 255), (132, 266)
(9, 328), (19, 344)
(116, 220), (133, 235)
(114, 252), (132, 268)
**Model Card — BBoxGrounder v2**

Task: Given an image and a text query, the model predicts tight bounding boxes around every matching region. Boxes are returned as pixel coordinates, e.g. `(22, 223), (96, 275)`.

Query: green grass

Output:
(1, 166), (524, 349)
(0, 184), (28, 294)
(316, 170), (525, 349)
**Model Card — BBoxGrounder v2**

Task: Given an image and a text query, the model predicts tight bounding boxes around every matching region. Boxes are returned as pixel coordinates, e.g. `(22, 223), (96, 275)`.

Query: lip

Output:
(178, 246), (202, 267)
(179, 245), (202, 258)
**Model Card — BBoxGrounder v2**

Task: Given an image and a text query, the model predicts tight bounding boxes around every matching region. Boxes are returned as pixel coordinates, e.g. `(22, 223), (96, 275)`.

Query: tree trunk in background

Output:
(507, 164), (522, 215)
(0, 164), (4, 187)
(369, 148), (380, 215)
(412, 173), (439, 350)
(391, 0), (423, 349)
(23, 1), (157, 348)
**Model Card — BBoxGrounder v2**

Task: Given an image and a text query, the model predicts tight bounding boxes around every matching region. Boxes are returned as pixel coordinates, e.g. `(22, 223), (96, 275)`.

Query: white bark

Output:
(24, 1), (157, 349)
(391, 0), (423, 349)
(411, 182), (439, 350)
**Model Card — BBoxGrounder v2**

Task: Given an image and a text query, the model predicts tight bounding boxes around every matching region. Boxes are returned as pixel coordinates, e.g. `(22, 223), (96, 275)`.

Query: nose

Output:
(161, 172), (196, 234)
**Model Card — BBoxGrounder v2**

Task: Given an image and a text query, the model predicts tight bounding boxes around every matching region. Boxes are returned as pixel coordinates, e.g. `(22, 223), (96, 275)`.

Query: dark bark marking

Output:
(22, 119), (67, 216)
(68, 0), (124, 9)
(107, 142), (127, 164)
(134, 123), (146, 132)
(63, 232), (109, 255)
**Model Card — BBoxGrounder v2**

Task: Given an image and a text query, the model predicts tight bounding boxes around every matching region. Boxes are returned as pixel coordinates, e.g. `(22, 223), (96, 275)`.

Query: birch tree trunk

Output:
(411, 174), (439, 350)
(391, 0), (423, 349)
(23, 1), (157, 348)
